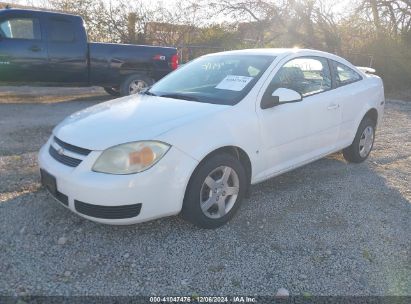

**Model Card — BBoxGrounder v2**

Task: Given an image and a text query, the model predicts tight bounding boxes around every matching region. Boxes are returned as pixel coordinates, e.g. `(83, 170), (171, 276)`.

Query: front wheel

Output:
(343, 117), (376, 163)
(181, 153), (247, 229)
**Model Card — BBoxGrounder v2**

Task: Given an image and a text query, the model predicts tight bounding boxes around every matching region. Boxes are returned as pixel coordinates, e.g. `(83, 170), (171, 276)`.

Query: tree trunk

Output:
(128, 13), (137, 44)
(369, 0), (382, 38)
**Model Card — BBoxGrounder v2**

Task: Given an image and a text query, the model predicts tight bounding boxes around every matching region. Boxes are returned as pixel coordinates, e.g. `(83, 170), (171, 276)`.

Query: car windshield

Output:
(148, 54), (275, 105)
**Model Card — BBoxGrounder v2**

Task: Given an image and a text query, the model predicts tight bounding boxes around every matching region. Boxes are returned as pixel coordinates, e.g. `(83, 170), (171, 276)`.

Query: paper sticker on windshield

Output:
(215, 75), (253, 91)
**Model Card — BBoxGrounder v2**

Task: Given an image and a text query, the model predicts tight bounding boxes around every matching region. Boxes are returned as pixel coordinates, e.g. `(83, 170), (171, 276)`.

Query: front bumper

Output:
(38, 138), (198, 225)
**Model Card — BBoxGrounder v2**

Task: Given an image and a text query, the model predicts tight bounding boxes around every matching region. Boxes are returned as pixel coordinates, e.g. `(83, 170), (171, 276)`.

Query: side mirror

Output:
(261, 88), (302, 109)
(261, 94), (279, 110)
(273, 88), (302, 103)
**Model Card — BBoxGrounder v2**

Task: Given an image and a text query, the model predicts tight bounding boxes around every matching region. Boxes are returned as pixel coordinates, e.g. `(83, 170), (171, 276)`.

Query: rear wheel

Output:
(343, 117), (376, 163)
(181, 153), (246, 229)
(103, 87), (120, 97)
(120, 74), (153, 96)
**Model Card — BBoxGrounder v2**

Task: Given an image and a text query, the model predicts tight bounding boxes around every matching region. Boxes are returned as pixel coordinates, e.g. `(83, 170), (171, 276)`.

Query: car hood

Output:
(53, 94), (228, 151)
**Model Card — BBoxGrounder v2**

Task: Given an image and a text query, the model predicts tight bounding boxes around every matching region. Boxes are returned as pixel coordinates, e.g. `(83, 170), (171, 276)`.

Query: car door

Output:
(0, 14), (48, 83)
(329, 60), (366, 146)
(45, 16), (88, 85)
(256, 56), (342, 177)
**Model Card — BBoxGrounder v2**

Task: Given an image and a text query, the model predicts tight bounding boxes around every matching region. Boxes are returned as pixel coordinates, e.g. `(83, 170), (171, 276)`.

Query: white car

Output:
(38, 48), (385, 228)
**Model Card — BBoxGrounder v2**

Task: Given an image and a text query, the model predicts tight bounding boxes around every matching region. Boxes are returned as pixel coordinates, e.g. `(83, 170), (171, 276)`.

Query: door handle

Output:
(29, 46), (42, 52)
(327, 104), (339, 110)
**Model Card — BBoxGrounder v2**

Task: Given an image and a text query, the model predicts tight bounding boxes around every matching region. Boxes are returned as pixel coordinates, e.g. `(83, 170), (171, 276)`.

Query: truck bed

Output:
(89, 43), (177, 87)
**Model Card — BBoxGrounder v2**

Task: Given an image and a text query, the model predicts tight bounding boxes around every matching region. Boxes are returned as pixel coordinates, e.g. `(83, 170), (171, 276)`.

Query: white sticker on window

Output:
(215, 75), (254, 91)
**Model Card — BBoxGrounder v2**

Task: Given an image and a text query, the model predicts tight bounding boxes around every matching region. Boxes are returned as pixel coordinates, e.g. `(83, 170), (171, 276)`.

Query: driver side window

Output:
(0, 18), (41, 40)
(266, 56), (332, 97)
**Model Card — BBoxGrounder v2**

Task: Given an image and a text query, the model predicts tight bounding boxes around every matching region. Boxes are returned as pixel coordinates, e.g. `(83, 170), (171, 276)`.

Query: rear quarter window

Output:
(331, 60), (362, 87)
(48, 18), (75, 42)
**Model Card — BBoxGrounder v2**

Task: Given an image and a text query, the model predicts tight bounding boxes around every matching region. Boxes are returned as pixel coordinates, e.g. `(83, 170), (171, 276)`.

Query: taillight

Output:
(170, 54), (179, 70)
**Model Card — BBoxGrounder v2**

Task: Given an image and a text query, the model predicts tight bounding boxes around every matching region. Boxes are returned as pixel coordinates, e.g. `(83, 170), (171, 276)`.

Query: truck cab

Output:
(0, 9), (178, 95)
(0, 9), (88, 85)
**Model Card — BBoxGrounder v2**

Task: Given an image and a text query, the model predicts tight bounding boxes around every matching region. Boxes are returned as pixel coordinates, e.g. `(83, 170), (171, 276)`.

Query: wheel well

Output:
(120, 73), (153, 84)
(201, 146), (252, 187)
(364, 108), (378, 126)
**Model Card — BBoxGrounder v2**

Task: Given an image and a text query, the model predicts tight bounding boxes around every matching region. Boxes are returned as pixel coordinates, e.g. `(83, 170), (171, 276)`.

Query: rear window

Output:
(48, 19), (75, 42)
(0, 18), (41, 40)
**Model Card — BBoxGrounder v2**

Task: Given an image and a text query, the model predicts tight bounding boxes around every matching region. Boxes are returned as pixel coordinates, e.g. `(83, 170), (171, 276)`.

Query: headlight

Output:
(92, 141), (170, 174)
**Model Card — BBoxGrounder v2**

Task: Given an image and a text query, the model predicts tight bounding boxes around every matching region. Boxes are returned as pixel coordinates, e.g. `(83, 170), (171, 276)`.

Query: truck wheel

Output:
(120, 74), (153, 96)
(103, 87), (120, 97)
(181, 153), (247, 229)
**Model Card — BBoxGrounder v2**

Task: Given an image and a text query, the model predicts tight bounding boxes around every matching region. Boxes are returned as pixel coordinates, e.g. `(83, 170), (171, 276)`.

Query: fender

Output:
(156, 105), (262, 181)
(347, 76), (384, 143)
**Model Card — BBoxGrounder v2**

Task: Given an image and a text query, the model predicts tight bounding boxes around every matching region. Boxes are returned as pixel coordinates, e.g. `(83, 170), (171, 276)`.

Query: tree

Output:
(208, 0), (284, 47)
(356, 0), (411, 38)
(48, 0), (153, 43)
(208, 0), (341, 51)
(146, 1), (206, 46)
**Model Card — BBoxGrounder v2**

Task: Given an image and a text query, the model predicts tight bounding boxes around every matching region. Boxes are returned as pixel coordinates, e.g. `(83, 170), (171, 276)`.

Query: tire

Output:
(119, 74), (153, 96)
(343, 117), (376, 163)
(103, 87), (120, 97)
(181, 153), (247, 229)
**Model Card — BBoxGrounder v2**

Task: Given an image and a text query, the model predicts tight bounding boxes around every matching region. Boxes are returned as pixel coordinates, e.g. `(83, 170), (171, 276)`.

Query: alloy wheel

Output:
(200, 166), (240, 219)
(129, 80), (148, 94)
(359, 126), (374, 158)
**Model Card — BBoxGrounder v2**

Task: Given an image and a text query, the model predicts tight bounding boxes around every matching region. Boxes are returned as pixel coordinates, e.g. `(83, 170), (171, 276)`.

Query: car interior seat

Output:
(272, 66), (306, 94)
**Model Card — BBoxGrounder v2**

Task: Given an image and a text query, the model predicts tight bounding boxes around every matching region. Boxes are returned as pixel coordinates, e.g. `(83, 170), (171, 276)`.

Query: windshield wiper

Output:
(140, 86), (157, 96)
(144, 91), (157, 96)
(159, 93), (198, 101)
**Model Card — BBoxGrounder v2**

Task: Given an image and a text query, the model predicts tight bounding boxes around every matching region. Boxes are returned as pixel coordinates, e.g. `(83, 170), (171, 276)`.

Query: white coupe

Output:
(38, 48), (385, 228)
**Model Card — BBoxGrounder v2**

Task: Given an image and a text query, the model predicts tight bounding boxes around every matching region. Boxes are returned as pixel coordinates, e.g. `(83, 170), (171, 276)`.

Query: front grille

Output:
(53, 136), (91, 156)
(49, 145), (82, 167)
(74, 200), (142, 219)
(48, 137), (91, 167)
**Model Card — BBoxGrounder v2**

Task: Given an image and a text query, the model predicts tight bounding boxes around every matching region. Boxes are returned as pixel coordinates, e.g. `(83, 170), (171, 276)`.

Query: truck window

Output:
(48, 19), (75, 42)
(0, 18), (41, 40)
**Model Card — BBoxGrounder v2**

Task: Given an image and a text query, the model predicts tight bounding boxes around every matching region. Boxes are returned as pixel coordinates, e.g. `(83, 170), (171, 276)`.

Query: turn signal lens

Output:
(129, 147), (155, 166)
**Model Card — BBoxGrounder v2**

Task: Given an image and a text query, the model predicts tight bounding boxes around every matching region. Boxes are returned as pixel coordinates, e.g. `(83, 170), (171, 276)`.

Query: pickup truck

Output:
(0, 9), (179, 96)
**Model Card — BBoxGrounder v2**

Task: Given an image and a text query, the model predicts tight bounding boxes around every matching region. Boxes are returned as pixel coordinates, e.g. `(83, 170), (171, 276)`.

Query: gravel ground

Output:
(0, 88), (410, 297)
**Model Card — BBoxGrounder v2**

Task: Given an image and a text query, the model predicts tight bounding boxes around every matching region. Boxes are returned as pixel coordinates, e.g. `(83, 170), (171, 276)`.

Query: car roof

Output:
(225, 48), (337, 56)
(209, 48), (342, 60)
(206, 48), (358, 71)
(212, 48), (297, 56)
